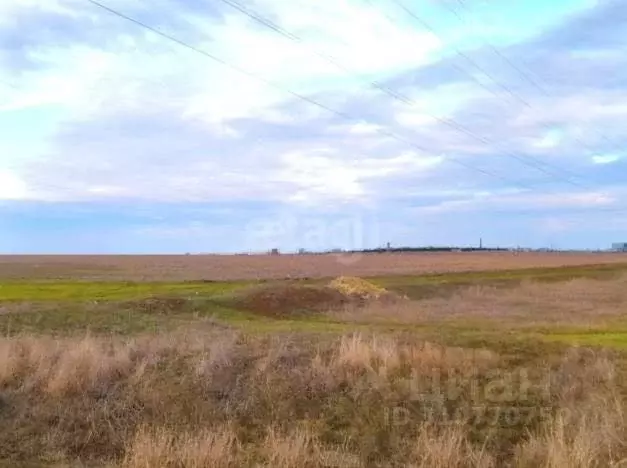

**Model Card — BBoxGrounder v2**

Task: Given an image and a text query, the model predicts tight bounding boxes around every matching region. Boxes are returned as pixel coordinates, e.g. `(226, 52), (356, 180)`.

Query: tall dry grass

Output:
(0, 330), (624, 466)
(332, 275), (627, 327)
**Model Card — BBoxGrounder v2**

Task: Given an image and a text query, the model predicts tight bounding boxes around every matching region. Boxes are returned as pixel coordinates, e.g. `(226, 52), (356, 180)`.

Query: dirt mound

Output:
(327, 276), (388, 299)
(233, 284), (349, 318)
(233, 277), (406, 318)
(327, 276), (405, 304)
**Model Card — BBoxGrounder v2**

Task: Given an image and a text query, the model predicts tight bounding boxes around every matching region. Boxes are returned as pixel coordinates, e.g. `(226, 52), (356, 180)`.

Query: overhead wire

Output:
(0, 78), (18, 90)
(439, 0), (624, 159)
(375, 0), (592, 186)
(213, 0), (591, 189)
(82, 0), (556, 192)
(6, 1), (616, 215)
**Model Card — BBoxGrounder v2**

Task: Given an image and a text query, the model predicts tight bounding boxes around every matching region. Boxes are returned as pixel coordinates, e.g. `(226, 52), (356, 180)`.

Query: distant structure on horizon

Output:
(611, 242), (627, 252)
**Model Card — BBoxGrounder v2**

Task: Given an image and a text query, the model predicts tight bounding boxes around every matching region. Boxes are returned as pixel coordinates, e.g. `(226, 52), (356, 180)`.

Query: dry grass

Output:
(332, 275), (627, 328)
(515, 349), (624, 467)
(410, 423), (496, 467)
(1, 252), (627, 280)
(0, 329), (624, 466)
(124, 426), (238, 467)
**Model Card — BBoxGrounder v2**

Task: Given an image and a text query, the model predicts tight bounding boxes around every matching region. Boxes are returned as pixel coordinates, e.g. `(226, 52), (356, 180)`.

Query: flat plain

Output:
(1, 251), (627, 280)
(1, 253), (627, 467)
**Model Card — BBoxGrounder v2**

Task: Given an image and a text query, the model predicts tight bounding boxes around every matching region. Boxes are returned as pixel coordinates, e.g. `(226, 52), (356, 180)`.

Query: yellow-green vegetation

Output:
(1, 263), (627, 466)
(544, 331), (627, 348)
(0, 280), (251, 302)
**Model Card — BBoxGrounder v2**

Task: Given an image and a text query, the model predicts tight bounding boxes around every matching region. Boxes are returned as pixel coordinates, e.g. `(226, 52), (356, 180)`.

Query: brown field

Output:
(2, 251), (627, 281)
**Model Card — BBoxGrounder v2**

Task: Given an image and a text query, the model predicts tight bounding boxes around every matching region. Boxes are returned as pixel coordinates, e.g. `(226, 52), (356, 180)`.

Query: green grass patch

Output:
(0, 280), (252, 302)
(2, 263), (627, 348)
(3, 262), (625, 302)
(0, 297), (258, 335)
(543, 331), (627, 348)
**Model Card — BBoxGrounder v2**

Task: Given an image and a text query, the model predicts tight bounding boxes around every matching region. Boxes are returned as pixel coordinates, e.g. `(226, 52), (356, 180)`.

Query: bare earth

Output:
(1, 252), (626, 281)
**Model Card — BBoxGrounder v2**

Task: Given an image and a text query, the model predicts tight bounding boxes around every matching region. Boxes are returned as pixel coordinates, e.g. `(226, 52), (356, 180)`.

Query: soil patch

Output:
(232, 284), (349, 318)
(232, 277), (405, 318)
(122, 296), (192, 315)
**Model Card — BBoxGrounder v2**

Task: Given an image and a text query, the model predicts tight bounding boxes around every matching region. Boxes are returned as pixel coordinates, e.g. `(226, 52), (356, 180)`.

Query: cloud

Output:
(1, 0), (627, 252)
(592, 154), (621, 164)
(0, 169), (28, 200)
(411, 188), (619, 216)
(277, 148), (444, 203)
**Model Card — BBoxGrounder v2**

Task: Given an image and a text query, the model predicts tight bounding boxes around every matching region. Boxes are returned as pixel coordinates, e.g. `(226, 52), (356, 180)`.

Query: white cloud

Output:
(347, 121), (383, 134)
(1, 46), (118, 114)
(0, 0), (78, 23)
(513, 91), (627, 130)
(0, 0), (449, 205)
(592, 153), (621, 164)
(277, 149), (443, 203)
(1, 0), (626, 211)
(395, 110), (434, 128)
(0, 170), (29, 200)
(412, 189), (618, 215)
(532, 129), (563, 149)
(1, 0), (441, 123)
(394, 82), (487, 128)
(258, 0), (440, 74)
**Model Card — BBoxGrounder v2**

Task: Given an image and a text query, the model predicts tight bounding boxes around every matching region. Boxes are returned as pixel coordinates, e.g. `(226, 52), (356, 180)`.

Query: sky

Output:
(0, 0), (626, 253)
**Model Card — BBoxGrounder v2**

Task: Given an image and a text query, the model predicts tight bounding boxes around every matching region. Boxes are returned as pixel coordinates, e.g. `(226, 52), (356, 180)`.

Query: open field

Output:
(2, 251), (627, 281)
(1, 260), (627, 466)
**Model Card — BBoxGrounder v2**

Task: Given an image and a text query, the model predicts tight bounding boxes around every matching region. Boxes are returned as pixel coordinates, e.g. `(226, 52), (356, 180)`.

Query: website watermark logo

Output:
(384, 366), (555, 428)
(244, 211), (382, 265)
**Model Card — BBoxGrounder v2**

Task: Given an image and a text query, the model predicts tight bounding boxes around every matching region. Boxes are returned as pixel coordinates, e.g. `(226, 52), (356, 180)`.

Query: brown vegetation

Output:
(332, 275), (627, 328)
(2, 259), (627, 466)
(0, 328), (624, 466)
(1, 252), (627, 280)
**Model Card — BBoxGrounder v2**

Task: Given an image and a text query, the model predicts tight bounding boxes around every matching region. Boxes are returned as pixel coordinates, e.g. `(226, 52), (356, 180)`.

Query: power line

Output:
(385, 0), (533, 107)
(82, 0), (553, 191)
(0, 78), (18, 90)
(442, 0), (624, 157)
(448, 0), (546, 94)
(211, 0), (590, 189)
(363, 0), (590, 187)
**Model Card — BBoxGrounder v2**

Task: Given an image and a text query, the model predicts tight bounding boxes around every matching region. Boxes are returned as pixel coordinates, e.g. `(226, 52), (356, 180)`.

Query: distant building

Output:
(270, 248), (280, 255)
(611, 243), (627, 252)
